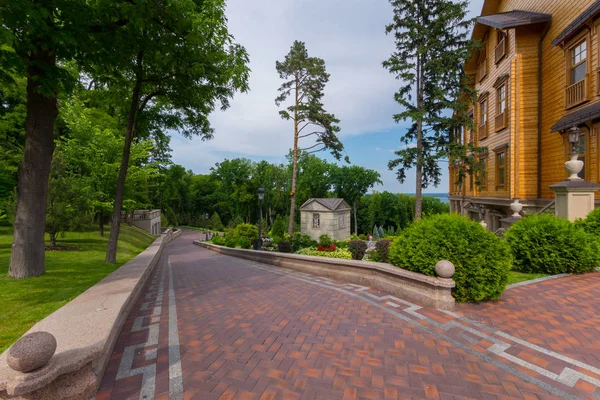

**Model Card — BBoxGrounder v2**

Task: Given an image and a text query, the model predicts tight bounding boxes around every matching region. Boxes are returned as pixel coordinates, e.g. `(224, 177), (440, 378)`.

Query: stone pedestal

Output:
(549, 180), (600, 221)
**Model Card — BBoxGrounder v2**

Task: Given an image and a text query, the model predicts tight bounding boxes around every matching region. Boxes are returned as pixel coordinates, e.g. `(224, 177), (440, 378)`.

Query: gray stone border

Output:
(0, 228), (182, 399)
(506, 273), (571, 290)
(194, 241), (455, 310)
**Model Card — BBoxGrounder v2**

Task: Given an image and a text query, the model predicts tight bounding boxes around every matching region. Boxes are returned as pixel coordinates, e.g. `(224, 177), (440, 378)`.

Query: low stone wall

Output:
(194, 241), (455, 311)
(0, 228), (182, 400)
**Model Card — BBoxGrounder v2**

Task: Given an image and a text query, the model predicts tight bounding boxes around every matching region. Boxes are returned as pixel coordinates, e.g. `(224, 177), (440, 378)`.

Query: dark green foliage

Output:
(318, 234), (333, 248)
(389, 214), (512, 302)
(575, 208), (600, 238)
(375, 240), (391, 263)
(212, 236), (225, 246)
(506, 214), (600, 274)
(234, 223), (258, 243)
(224, 235), (237, 248)
(333, 240), (348, 249)
(208, 212), (224, 231)
(271, 215), (286, 241)
(290, 233), (314, 252)
(238, 237), (252, 249)
(377, 226), (384, 238)
(358, 234), (367, 240)
(278, 241), (292, 253)
(348, 240), (368, 261)
(372, 226), (380, 240)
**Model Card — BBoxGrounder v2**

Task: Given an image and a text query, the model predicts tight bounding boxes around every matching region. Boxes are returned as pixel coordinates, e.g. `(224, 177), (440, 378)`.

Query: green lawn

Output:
(507, 271), (548, 286)
(0, 225), (155, 353)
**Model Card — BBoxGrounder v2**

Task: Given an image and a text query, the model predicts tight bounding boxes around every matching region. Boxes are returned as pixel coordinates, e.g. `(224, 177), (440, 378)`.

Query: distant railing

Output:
(495, 37), (507, 64)
(478, 122), (488, 140)
(565, 75), (589, 109)
(477, 60), (487, 82)
(495, 112), (507, 132)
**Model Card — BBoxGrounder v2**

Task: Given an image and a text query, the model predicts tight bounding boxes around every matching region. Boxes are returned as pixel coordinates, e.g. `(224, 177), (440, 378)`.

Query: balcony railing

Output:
(565, 75), (589, 109)
(495, 38), (507, 64)
(495, 112), (507, 132)
(477, 60), (487, 82)
(478, 122), (488, 140)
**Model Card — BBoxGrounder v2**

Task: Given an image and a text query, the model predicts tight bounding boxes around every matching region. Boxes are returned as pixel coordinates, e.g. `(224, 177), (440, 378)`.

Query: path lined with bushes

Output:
(99, 230), (600, 399)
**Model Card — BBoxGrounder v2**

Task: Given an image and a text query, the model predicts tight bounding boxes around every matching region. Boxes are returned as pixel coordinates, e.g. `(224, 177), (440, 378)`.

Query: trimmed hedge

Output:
(348, 240), (367, 261)
(576, 207), (600, 238)
(506, 213), (600, 274)
(389, 214), (512, 303)
(290, 232), (314, 252)
(212, 235), (225, 246)
(373, 240), (391, 263)
(278, 241), (292, 253)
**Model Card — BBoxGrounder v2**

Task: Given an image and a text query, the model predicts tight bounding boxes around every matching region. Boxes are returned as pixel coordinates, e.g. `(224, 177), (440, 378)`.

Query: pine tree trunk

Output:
(415, 54), (423, 220)
(287, 74), (299, 235)
(9, 47), (58, 279)
(105, 75), (143, 263)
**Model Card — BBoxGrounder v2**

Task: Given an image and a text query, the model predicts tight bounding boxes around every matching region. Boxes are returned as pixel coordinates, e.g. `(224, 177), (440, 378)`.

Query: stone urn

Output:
(565, 154), (584, 181)
(509, 198), (523, 218)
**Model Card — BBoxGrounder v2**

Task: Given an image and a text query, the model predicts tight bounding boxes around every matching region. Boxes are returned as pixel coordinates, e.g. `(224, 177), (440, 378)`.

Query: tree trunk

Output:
(415, 54), (423, 220)
(105, 72), (143, 263)
(287, 74), (299, 235)
(49, 232), (56, 248)
(9, 47), (58, 279)
(353, 202), (358, 236)
(99, 209), (104, 237)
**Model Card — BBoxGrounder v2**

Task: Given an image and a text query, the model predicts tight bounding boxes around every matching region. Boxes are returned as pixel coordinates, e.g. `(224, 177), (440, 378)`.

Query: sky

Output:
(169, 0), (486, 194)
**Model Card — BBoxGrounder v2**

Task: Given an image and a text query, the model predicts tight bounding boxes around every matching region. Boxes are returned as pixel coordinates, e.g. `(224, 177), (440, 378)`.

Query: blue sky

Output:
(169, 0), (485, 194)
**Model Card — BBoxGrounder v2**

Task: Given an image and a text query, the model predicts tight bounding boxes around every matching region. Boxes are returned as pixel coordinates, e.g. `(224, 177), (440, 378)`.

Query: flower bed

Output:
(295, 247), (352, 259)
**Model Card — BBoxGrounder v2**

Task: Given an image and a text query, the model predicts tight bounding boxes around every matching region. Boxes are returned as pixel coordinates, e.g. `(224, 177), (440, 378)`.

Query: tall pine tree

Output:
(275, 41), (348, 235)
(383, 0), (479, 219)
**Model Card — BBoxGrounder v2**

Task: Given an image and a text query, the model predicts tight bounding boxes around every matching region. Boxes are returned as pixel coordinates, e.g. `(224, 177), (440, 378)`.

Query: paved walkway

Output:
(97, 231), (600, 399)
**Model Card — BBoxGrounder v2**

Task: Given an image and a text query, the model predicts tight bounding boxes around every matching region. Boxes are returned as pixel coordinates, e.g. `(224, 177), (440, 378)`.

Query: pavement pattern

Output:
(97, 230), (600, 399)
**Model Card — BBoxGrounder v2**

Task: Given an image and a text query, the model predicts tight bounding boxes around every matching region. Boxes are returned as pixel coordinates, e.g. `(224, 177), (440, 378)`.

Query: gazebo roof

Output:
(300, 198), (351, 211)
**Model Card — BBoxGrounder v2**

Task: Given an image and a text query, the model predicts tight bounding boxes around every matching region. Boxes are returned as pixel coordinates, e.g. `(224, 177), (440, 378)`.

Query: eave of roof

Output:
(552, 0), (600, 46)
(551, 102), (600, 132)
(477, 10), (552, 30)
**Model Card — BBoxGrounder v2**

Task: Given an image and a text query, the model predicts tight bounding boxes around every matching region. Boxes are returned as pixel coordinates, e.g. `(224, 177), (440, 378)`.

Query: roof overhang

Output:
(552, 0), (600, 47)
(477, 10), (552, 30)
(551, 102), (600, 132)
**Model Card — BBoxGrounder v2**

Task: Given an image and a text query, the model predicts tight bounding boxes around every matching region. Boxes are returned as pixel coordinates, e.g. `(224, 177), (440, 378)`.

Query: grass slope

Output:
(0, 225), (155, 353)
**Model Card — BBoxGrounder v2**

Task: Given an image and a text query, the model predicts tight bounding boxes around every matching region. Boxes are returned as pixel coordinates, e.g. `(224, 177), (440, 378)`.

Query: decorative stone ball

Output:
(435, 260), (455, 279)
(7, 332), (57, 373)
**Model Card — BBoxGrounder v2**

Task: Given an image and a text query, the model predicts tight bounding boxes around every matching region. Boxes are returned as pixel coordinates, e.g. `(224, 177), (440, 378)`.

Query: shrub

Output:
(576, 207), (600, 237)
(238, 237), (252, 249)
(290, 232), (314, 252)
(278, 241), (292, 253)
(212, 235), (225, 246)
(317, 244), (337, 252)
(348, 240), (367, 261)
(350, 234), (360, 241)
(333, 239), (348, 249)
(234, 223), (258, 243)
(318, 234), (333, 248)
(358, 234), (367, 241)
(375, 240), (391, 263)
(378, 226), (384, 238)
(296, 247), (352, 259)
(389, 213), (512, 303)
(372, 226), (380, 240)
(224, 235), (238, 248)
(271, 215), (286, 241)
(506, 213), (600, 274)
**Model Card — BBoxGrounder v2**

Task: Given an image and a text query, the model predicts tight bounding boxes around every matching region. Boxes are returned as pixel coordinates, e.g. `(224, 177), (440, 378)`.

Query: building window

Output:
(496, 150), (506, 188)
(312, 213), (320, 228)
(495, 30), (507, 64)
(338, 214), (346, 229)
(565, 37), (589, 109)
(479, 100), (488, 139)
(495, 82), (508, 131)
(477, 47), (487, 82)
(571, 41), (587, 84)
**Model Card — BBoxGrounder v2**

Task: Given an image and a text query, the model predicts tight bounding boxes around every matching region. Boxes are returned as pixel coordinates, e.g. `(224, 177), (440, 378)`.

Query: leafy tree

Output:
(331, 165), (382, 235)
(383, 0), (479, 220)
(271, 215), (286, 241)
(89, 0), (250, 263)
(275, 40), (347, 235)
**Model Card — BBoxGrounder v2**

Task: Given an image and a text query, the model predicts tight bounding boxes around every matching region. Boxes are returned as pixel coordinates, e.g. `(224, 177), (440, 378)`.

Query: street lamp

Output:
(205, 213), (209, 241)
(565, 126), (583, 180)
(257, 188), (265, 250)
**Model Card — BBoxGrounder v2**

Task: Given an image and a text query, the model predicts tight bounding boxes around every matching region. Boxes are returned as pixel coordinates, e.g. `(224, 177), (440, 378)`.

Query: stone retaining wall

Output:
(0, 228), (181, 400)
(194, 241), (455, 311)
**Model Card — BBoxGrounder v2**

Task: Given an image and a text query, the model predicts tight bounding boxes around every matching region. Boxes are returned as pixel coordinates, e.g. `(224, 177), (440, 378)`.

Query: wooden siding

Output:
(452, 0), (600, 203)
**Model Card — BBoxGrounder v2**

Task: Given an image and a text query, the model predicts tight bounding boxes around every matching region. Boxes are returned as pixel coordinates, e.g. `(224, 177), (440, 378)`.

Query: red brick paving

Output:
(98, 231), (600, 399)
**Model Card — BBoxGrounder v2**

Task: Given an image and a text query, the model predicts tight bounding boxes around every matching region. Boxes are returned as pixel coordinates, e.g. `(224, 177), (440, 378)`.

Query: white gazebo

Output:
(299, 198), (351, 241)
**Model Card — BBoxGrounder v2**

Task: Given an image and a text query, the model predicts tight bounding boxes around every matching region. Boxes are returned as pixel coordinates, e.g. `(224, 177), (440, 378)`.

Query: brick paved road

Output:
(97, 230), (600, 399)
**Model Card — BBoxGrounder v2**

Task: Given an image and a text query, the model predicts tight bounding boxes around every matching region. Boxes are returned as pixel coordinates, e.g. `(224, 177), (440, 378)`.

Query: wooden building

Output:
(449, 0), (600, 231)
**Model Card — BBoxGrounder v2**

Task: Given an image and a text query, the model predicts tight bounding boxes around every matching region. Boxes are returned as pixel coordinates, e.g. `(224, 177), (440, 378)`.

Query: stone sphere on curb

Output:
(7, 332), (57, 373)
(435, 260), (455, 279)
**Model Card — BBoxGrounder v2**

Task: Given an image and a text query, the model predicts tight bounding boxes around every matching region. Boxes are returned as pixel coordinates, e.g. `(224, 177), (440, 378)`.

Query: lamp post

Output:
(565, 126), (583, 180)
(257, 188), (265, 250)
(205, 213), (209, 241)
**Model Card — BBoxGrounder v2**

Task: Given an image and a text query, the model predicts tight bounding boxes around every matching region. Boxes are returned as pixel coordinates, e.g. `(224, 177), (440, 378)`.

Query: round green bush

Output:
(374, 240), (391, 263)
(389, 213), (512, 303)
(211, 235), (225, 246)
(506, 213), (600, 274)
(575, 207), (600, 237)
(318, 234), (333, 248)
(224, 235), (238, 248)
(278, 240), (292, 253)
(234, 223), (258, 243)
(238, 237), (252, 249)
(347, 240), (367, 260)
(290, 232), (314, 252)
